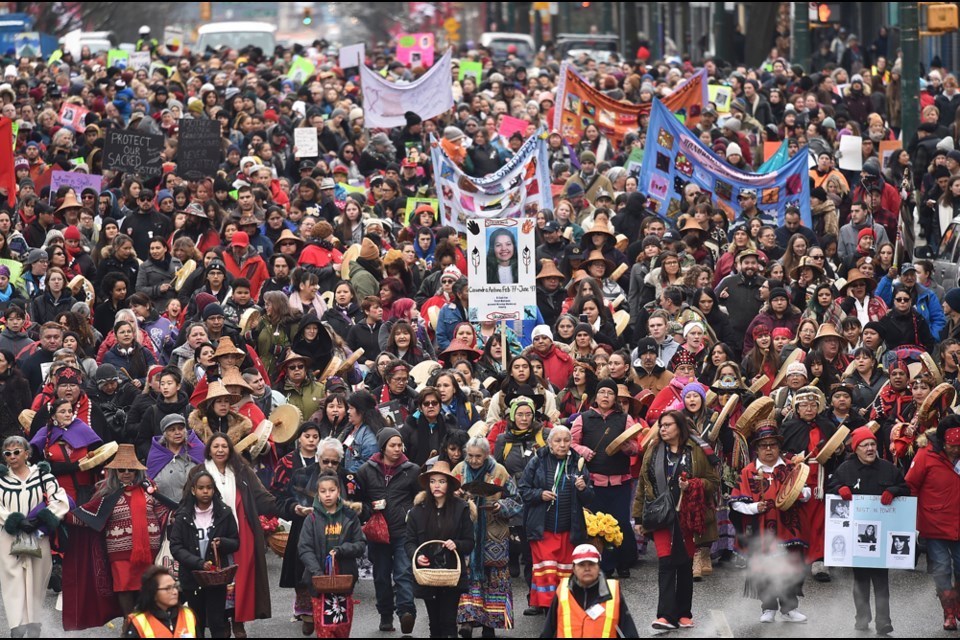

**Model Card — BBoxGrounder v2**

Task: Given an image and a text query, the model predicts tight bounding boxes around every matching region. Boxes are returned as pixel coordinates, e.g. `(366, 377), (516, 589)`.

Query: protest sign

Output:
(294, 128), (319, 158)
(824, 494), (917, 570)
(360, 49), (454, 129)
(638, 99), (812, 228)
(838, 136), (863, 172)
(164, 27), (184, 53)
(107, 49), (129, 69)
(554, 66), (708, 150)
(130, 51), (151, 70)
(708, 84), (733, 112)
(458, 60), (483, 84)
(287, 56), (316, 84)
(430, 129), (551, 234)
(14, 33), (41, 59)
(103, 129), (165, 177)
(879, 140), (902, 173)
(176, 119), (222, 180)
(48, 171), (103, 204)
(339, 44), (365, 69)
(0, 259), (23, 288)
(498, 115), (529, 140)
(405, 197), (439, 226)
(396, 33), (435, 68)
(467, 217), (538, 323)
(58, 102), (89, 133)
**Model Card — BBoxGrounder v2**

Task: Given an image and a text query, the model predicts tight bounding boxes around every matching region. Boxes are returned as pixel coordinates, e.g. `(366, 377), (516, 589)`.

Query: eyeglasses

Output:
(895, 297), (911, 303)
(287, 364), (305, 371)
(320, 458), (340, 465)
(156, 583), (180, 592)
(422, 400), (440, 407)
(2, 449), (22, 457)
(117, 468), (136, 473)
(391, 376), (409, 384)
(757, 442), (779, 449)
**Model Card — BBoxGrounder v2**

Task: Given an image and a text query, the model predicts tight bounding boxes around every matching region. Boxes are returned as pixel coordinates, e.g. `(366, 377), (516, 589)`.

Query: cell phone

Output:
(579, 314), (588, 323)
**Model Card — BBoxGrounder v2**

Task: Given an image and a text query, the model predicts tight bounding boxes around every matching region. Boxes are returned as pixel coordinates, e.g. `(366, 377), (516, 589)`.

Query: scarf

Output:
(464, 457), (496, 581)
(0, 283), (11, 302)
(502, 424), (546, 459)
(127, 485), (153, 567)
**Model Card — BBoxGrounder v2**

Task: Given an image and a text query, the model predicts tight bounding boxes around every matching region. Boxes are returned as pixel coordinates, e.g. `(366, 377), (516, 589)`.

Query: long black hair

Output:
(347, 389), (388, 432)
(177, 468), (227, 510)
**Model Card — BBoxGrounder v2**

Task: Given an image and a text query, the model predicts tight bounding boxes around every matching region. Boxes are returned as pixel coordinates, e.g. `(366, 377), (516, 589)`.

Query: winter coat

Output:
(298, 501), (365, 594)
(518, 446), (594, 543)
(120, 210), (173, 259)
(135, 256), (182, 304)
(843, 369), (889, 411)
(878, 308), (936, 353)
(101, 343), (157, 386)
(348, 260), (380, 301)
(222, 247), (270, 301)
(135, 391), (192, 460)
(0, 328), (33, 360)
(714, 273), (764, 354)
(875, 279), (946, 339)
(321, 303), (363, 338)
(400, 411), (459, 467)
(168, 500), (240, 594)
(0, 368), (30, 440)
(355, 455), (421, 542)
(347, 321), (382, 360)
(838, 215), (890, 262)
(188, 409), (252, 447)
(742, 304), (802, 354)
(404, 492), (476, 598)
(537, 343), (575, 390)
(906, 443), (960, 540)
(829, 457), (909, 498)
(29, 289), (74, 325)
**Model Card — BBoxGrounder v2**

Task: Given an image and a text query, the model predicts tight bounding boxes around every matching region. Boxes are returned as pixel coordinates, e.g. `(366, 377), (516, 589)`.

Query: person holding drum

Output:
(571, 379), (638, 578)
(729, 421), (810, 624)
(829, 426), (909, 635)
(781, 386), (844, 583)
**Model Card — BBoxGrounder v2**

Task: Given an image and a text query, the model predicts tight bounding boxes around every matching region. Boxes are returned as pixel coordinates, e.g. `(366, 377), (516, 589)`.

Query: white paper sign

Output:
(294, 128), (318, 158)
(838, 135), (863, 172)
(466, 218), (538, 322)
(130, 51), (151, 70)
(824, 493), (917, 569)
(339, 43), (365, 69)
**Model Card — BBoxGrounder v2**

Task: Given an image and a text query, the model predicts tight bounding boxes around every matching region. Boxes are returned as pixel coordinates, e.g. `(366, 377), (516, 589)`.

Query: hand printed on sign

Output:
(466, 220), (481, 235)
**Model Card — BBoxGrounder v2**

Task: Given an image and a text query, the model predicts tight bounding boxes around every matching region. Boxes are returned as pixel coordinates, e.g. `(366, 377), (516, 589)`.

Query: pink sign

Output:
(396, 33), (435, 68)
(498, 115), (530, 140)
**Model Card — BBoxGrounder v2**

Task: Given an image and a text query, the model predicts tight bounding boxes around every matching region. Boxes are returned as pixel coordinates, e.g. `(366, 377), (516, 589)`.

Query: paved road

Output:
(0, 550), (948, 637)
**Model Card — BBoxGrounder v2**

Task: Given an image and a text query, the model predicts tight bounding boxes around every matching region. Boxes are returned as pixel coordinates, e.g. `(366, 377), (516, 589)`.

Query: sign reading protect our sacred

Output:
(104, 129), (165, 177)
(466, 218), (538, 323)
(823, 494), (917, 570)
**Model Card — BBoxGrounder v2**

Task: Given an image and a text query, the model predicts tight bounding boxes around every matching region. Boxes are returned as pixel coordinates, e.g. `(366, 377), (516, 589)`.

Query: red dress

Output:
(233, 494), (257, 622)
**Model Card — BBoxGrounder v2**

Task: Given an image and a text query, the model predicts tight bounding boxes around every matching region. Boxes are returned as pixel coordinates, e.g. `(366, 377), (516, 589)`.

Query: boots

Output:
(692, 549), (703, 581)
(938, 589), (958, 630)
(698, 549), (713, 576)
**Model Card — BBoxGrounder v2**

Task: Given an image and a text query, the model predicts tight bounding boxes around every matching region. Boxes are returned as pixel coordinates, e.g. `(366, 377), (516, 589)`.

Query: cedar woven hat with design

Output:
(104, 443), (147, 471)
(839, 269), (876, 295)
(419, 460), (461, 492)
(200, 380), (241, 412)
(789, 255), (825, 282)
(812, 323), (843, 346)
(213, 336), (246, 360)
(275, 228), (305, 249)
(55, 191), (83, 216)
(279, 350), (312, 371)
(580, 250), (616, 274)
(440, 339), (482, 363)
(583, 219), (617, 244)
(536, 259), (565, 281)
(677, 215), (707, 235)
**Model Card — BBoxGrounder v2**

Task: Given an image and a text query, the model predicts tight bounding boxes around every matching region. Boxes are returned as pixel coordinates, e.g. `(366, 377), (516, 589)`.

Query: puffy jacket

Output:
(875, 279), (946, 339)
(355, 454), (421, 542)
(906, 444), (960, 540)
(29, 289), (75, 325)
(298, 501), (365, 593)
(222, 247), (270, 301)
(537, 343), (575, 390)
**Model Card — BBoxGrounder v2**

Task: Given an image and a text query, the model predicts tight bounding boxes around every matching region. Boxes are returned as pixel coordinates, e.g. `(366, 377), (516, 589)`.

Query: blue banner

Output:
(638, 100), (812, 229)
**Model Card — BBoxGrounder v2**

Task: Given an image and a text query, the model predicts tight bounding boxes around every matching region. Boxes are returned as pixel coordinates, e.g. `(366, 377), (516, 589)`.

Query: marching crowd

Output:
(1, 18), (960, 640)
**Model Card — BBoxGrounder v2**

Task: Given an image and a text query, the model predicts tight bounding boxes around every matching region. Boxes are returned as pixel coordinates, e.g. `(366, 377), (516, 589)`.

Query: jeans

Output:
(186, 585), (228, 638)
(852, 568), (891, 630)
(369, 537), (415, 617)
(424, 591), (460, 638)
(594, 482), (638, 573)
(926, 538), (960, 591)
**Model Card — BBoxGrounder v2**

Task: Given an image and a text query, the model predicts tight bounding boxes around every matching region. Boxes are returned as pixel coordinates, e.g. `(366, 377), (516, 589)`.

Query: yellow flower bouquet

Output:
(584, 510), (624, 549)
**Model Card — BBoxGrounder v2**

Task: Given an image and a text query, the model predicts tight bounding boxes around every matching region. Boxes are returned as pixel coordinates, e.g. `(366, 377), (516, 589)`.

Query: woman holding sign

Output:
(486, 228), (518, 285)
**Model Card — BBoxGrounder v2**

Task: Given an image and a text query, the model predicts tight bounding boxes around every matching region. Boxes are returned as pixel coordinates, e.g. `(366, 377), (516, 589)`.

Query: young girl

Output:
(169, 470), (240, 639)
(298, 471), (366, 638)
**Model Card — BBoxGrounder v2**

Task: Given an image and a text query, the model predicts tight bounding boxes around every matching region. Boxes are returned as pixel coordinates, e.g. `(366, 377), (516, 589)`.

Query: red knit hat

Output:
(63, 225), (82, 241)
(850, 426), (877, 451)
(858, 227), (876, 242)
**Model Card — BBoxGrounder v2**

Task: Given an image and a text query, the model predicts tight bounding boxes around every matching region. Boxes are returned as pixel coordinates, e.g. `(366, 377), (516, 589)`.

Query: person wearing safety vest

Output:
(123, 565), (198, 638)
(539, 544), (639, 638)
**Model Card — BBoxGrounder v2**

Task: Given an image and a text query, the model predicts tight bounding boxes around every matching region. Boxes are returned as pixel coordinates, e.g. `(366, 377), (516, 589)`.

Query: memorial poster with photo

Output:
(824, 494), (917, 569)
(466, 217), (537, 323)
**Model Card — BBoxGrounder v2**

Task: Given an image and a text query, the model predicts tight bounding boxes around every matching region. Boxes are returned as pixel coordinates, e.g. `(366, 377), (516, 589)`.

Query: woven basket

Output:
(312, 556), (353, 594)
(412, 540), (461, 587)
(267, 531), (288, 557)
(192, 541), (238, 587)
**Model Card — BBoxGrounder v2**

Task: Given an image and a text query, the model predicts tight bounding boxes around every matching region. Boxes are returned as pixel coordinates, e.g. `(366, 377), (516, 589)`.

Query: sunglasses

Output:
(422, 400), (440, 407)
(895, 297), (911, 303)
(118, 468), (136, 473)
(320, 458), (340, 465)
(2, 449), (22, 457)
(287, 364), (305, 371)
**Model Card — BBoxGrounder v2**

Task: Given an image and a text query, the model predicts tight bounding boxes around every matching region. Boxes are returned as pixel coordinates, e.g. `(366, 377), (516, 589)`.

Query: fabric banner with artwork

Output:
(553, 66), (708, 149)
(823, 494), (917, 570)
(360, 49), (454, 129)
(638, 99), (812, 229)
(429, 129), (551, 234)
(466, 217), (538, 322)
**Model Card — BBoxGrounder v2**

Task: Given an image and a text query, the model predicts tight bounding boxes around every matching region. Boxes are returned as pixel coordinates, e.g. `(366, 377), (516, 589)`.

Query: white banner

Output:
(467, 218), (538, 322)
(360, 49), (454, 128)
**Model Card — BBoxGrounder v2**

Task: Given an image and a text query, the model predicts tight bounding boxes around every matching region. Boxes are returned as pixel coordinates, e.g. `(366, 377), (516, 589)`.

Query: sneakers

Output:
(651, 618), (677, 630)
(400, 612), (416, 634)
(379, 614), (395, 632)
(781, 609), (808, 624)
(812, 560), (831, 582)
(678, 617), (695, 628)
(760, 610), (777, 623)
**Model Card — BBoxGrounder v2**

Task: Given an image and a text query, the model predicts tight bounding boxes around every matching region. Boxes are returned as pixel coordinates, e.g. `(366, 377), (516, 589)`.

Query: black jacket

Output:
(298, 501), (365, 594)
(400, 411), (458, 467)
(828, 456), (910, 498)
(346, 321), (382, 360)
(715, 273), (763, 355)
(781, 415), (840, 462)
(120, 209), (173, 259)
(168, 500), (240, 594)
(518, 447), (594, 543)
(322, 304), (363, 338)
(878, 309), (935, 353)
(29, 289), (74, 326)
(404, 494), (475, 598)
(355, 455), (421, 541)
(135, 391), (192, 460)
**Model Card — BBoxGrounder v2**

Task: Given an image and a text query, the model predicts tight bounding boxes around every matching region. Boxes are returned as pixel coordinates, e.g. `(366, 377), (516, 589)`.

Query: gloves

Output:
(19, 518), (38, 534)
(3, 512), (25, 535)
(838, 486), (853, 501)
(880, 491), (895, 506)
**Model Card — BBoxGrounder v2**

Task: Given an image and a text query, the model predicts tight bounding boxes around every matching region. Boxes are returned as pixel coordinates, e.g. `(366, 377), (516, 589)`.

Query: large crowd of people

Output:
(1, 18), (960, 639)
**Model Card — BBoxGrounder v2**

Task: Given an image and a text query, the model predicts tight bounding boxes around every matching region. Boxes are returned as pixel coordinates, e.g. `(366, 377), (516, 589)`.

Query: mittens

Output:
(837, 486), (853, 501)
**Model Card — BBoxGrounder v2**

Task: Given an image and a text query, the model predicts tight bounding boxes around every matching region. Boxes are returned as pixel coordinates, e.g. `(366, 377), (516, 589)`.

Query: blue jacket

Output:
(343, 423), (378, 474)
(518, 446), (594, 543)
(876, 278), (946, 339)
(436, 302), (469, 352)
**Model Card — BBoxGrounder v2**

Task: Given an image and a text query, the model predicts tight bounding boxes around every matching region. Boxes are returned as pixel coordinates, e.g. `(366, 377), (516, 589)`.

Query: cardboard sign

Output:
(396, 33), (435, 68)
(708, 84), (733, 113)
(176, 119), (222, 180)
(48, 171), (103, 204)
(824, 494), (917, 570)
(107, 49), (129, 69)
(58, 102), (89, 133)
(103, 129), (165, 177)
(458, 60), (483, 84)
(294, 127), (319, 158)
(466, 217), (538, 323)
(130, 51), (151, 70)
(339, 43), (365, 69)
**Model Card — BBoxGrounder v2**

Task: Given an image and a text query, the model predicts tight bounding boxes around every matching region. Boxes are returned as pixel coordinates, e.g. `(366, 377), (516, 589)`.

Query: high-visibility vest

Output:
(556, 576), (620, 638)
(129, 607), (197, 638)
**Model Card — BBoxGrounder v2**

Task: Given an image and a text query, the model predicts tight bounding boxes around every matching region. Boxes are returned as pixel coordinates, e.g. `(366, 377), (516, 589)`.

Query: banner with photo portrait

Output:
(466, 217), (538, 323)
(429, 129), (551, 235)
(638, 99), (812, 229)
(824, 493), (917, 569)
(553, 65), (708, 150)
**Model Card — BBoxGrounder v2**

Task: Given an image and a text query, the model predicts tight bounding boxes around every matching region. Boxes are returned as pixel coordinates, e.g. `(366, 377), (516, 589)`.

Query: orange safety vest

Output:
(129, 607), (197, 638)
(556, 576), (620, 638)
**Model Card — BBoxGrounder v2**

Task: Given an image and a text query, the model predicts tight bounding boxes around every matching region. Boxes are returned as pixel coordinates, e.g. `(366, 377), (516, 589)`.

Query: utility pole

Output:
(712, 2), (726, 60)
(792, 2), (809, 69)
(602, 2), (614, 34)
(901, 2), (920, 143)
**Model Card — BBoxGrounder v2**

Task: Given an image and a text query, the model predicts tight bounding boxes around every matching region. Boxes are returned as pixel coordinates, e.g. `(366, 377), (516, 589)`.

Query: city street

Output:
(0, 550), (949, 637)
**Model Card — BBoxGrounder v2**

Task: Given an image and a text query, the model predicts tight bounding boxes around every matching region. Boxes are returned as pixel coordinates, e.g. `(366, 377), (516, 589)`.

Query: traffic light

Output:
(302, 8), (313, 26)
(810, 3), (841, 24)
(927, 4), (959, 32)
(199, 2), (211, 21)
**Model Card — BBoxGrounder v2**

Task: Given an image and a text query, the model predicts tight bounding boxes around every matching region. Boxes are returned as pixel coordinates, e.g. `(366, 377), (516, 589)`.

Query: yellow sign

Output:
(444, 17), (460, 32)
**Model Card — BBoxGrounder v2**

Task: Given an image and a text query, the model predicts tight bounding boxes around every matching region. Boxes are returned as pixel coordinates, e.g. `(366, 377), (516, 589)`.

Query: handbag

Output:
(362, 511), (390, 545)
(641, 445), (682, 532)
(10, 531), (41, 558)
(483, 537), (509, 568)
(154, 533), (180, 579)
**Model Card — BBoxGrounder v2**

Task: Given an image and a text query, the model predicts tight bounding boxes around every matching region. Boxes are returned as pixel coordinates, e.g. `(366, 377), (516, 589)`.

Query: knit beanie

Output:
(377, 427), (402, 451)
(850, 426), (876, 451)
(946, 288), (960, 313)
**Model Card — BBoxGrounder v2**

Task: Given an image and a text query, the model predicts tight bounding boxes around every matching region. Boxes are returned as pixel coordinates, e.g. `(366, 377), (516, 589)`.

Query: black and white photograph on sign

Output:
(829, 498), (851, 520)
(886, 532), (915, 569)
(855, 521), (881, 557)
(830, 533), (851, 565)
(466, 218), (537, 323)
